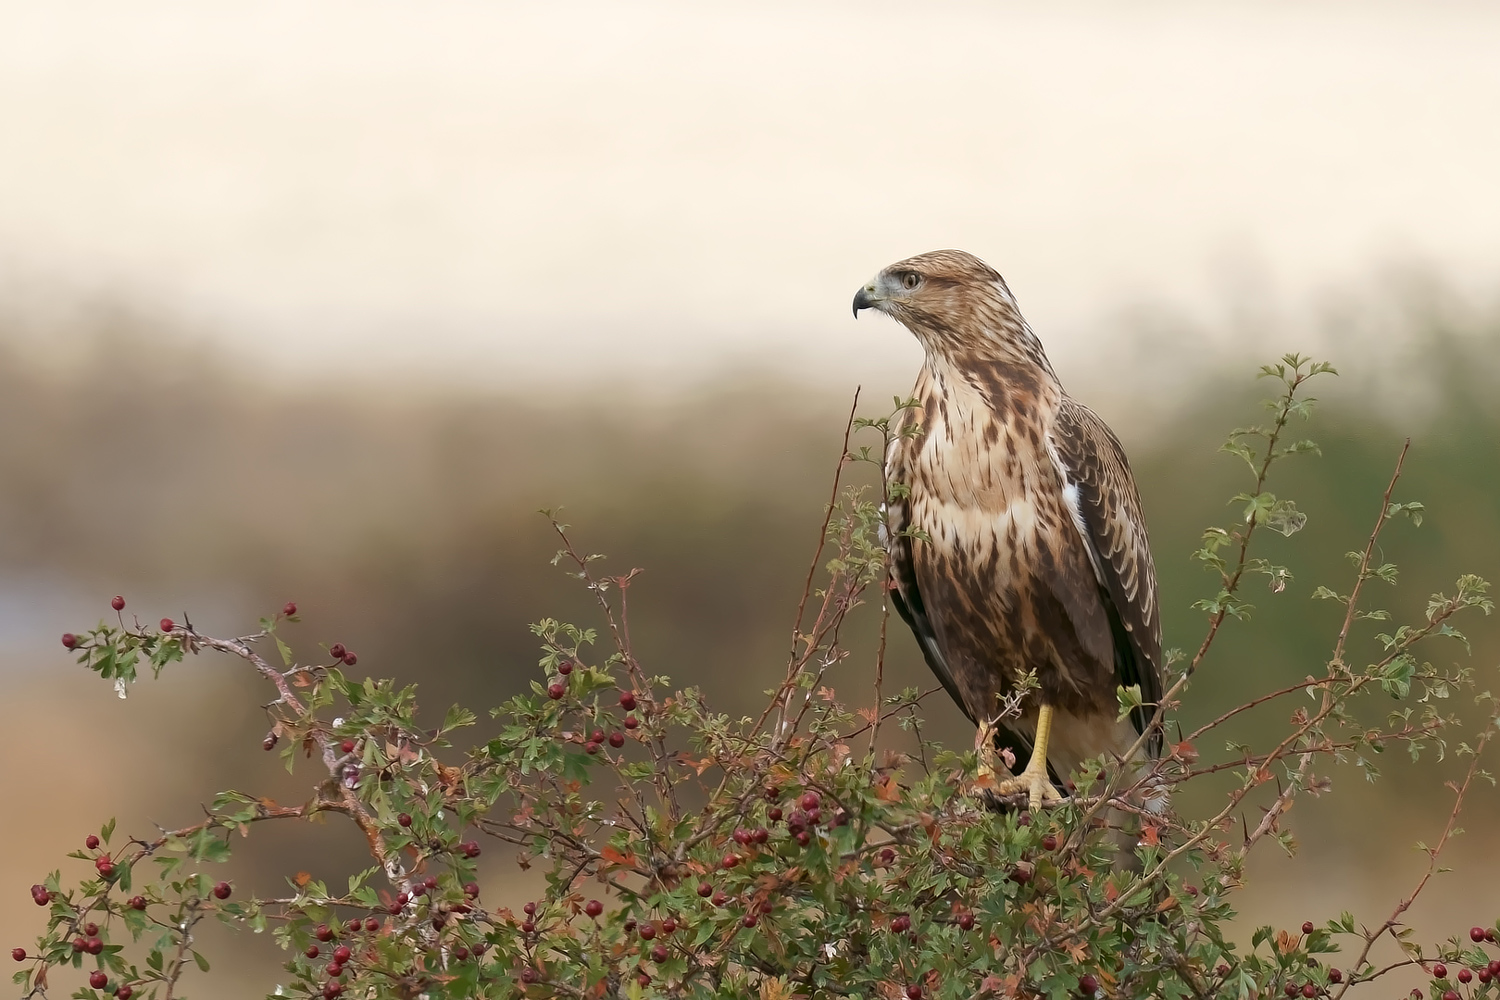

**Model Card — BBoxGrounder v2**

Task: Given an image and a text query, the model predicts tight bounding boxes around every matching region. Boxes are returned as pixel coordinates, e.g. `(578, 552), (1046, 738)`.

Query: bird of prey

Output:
(853, 249), (1162, 811)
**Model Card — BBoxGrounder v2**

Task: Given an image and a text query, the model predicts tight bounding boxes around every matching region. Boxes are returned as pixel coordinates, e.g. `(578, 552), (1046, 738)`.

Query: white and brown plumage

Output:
(854, 249), (1162, 809)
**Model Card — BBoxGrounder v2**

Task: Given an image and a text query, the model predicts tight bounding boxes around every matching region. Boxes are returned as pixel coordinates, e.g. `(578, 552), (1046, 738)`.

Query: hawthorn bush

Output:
(16, 356), (1500, 1000)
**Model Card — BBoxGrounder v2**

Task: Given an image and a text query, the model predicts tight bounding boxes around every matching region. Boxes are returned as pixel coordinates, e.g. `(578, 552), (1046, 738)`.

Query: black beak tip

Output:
(852, 287), (876, 317)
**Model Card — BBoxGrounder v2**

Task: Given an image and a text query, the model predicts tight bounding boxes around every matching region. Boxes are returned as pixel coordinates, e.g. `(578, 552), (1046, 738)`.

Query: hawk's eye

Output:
(902, 272), (921, 290)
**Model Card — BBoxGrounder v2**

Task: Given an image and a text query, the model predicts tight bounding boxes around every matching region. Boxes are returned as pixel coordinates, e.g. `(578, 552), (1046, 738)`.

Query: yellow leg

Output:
(993, 704), (1063, 811)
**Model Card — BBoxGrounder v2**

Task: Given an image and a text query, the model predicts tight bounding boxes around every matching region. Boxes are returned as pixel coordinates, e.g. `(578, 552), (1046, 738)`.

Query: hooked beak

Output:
(852, 284), (879, 318)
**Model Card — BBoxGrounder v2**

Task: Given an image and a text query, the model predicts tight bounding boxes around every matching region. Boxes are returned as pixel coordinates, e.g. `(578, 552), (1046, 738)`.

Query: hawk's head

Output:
(853, 249), (1041, 367)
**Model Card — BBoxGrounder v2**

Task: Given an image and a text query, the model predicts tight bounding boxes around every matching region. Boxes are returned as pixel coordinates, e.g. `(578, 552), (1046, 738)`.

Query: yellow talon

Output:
(992, 703), (1063, 811)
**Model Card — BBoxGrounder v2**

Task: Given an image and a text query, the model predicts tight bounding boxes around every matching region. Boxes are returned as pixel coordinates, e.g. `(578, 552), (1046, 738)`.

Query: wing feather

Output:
(1048, 397), (1163, 755)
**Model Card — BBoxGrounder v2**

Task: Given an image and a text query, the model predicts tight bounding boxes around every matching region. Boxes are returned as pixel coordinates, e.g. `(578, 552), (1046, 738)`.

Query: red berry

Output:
(805, 807), (821, 825)
(661, 918), (676, 934)
(453, 945), (469, 960)
(523, 901), (537, 916)
(651, 944), (668, 962)
(322, 983), (344, 999)
(879, 848), (895, 866)
(1010, 864), (1031, 885)
(1282, 984), (1297, 998)
(83, 923), (99, 936)
(95, 857), (115, 878)
(306, 945), (320, 958)
(333, 945), (351, 963)
(1041, 834), (1057, 851)
(115, 988), (132, 1000)
(636, 972), (650, 987)
(585, 899), (603, 918)
(263, 734), (278, 751)
(891, 914), (911, 933)
(1079, 973), (1100, 995)
(462, 841), (481, 858)
(1328, 969), (1342, 983)
(1302, 985), (1317, 998)
(397, 813), (412, 827)
(1443, 992), (1460, 1000)
(1473, 927), (1488, 942)
(697, 882), (713, 897)
(764, 786), (780, 801)
(10, 949), (24, 962)
(315, 923), (333, 941)
(213, 881), (231, 899)
(768, 807), (783, 822)
(624, 714), (639, 730)
(609, 732), (625, 748)
(61, 633), (78, 649)
(340, 739), (355, 754)
(958, 912), (974, 930)
(1457, 969), (1472, 984)
(90, 971), (108, 989)
(520, 921), (534, 934)
(1185, 884), (1199, 897)
(1434, 964), (1448, 979)
(463, 882), (479, 898)
(795, 831), (811, 847)
(742, 914), (757, 928)
(282, 602), (297, 616)
(520, 968), (538, 984)
(619, 692), (637, 711)
(1481, 968), (1493, 984)
(329, 643), (346, 660)
(585, 741), (600, 755)
(557, 661), (572, 675)
(159, 618), (174, 632)
(1301, 921), (1314, 935)
(86, 938), (103, 955)
(342, 652), (357, 666)
(1491, 960), (1500, 977)
(712, 892), (728, 906)
(86, 834), (100, 850)
(547, 683), (565, 700)
(722, 854), (739, 869)
(752, 828), (769, 844)
(639, 923), (656, 941)
(800, 791), (821, 810)
(71, 938), (85, 952)
(907, 986), (923, 1000)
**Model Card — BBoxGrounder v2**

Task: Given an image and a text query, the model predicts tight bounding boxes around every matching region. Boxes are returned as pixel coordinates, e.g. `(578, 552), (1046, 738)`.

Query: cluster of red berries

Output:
(328, 643), (358, 667)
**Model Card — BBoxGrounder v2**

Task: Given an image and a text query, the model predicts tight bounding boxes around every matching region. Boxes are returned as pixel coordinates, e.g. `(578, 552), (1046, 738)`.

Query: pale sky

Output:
(2, 1), (1499, 388)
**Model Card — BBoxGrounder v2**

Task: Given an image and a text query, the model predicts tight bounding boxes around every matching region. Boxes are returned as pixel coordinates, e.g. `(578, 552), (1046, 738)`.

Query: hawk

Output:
(853, 249), (1162, 810)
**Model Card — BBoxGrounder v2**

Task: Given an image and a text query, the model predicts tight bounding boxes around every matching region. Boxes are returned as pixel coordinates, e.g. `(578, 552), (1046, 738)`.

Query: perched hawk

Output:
(853, 249), (1162, 810)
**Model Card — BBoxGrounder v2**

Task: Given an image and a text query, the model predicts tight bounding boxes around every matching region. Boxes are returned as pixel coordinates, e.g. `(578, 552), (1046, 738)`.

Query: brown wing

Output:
(882, 427), (969, 720)
(1048, 397), (1163, 756)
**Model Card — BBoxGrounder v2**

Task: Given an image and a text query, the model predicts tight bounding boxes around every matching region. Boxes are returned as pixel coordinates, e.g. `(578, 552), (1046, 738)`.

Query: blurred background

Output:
(3, 2), (1500, 995)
